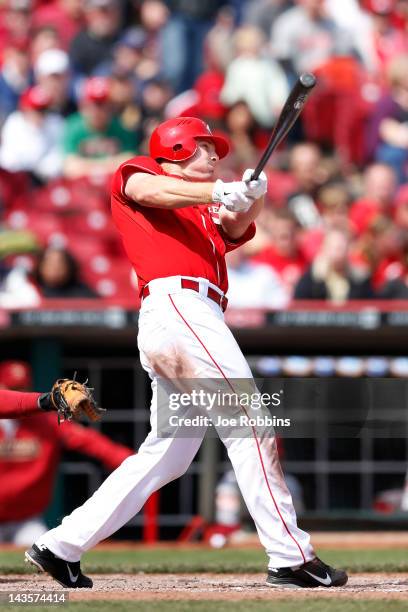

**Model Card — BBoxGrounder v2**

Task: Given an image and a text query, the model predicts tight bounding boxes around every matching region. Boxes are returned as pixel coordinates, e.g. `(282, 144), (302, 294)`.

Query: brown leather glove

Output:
(39, 376), (105, 424)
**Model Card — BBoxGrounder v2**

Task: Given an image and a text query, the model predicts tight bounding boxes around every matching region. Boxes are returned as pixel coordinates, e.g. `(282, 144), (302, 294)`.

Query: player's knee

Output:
(161, 455), (193, 483)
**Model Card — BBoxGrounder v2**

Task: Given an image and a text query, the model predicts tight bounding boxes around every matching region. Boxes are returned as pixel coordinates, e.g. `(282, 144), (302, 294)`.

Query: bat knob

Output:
(300, 73), (316, 89)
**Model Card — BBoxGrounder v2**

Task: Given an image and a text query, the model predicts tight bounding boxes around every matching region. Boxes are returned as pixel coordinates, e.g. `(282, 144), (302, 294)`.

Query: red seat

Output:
(5, 209), (65, 246)
(65, 237), (110, 266)
(65, 210), (116, 238)
(83, 256), (137, 299)
(0, 169), (30, 212)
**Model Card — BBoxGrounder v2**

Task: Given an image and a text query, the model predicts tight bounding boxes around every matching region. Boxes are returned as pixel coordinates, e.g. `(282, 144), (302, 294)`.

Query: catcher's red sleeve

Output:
(56, 420), (133, 469)
(0, 390), (41, 418)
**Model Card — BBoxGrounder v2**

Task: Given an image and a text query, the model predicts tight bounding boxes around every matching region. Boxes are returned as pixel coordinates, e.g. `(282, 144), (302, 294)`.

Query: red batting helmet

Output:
(149, 117), (229, 162)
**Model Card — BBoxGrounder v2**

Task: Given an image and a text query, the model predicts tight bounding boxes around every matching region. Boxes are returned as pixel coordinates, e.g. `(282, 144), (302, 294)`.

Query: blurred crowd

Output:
(0, 0), (407, 308)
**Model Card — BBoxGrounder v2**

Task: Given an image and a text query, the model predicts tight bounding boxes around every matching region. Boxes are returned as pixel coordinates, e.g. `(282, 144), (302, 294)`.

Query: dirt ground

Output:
(2, 573), (408, 601)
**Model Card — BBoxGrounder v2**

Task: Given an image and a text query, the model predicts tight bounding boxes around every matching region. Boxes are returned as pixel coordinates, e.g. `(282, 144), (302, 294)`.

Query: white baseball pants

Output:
(37, 276), (314, 568)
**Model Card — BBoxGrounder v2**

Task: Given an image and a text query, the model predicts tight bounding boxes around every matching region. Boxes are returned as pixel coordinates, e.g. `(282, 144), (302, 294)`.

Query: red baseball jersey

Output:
(111, 156), (256, 295)
(0, 390), (41, 418)
(0, 412), (133, 522)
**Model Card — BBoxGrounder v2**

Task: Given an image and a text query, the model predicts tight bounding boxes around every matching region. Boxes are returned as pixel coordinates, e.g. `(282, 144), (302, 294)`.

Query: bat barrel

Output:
(250, 73), (316, 181)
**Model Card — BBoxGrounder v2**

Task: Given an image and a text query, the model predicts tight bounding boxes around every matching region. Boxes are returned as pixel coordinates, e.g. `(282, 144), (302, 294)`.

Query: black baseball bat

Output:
(251, 73), (317, 181)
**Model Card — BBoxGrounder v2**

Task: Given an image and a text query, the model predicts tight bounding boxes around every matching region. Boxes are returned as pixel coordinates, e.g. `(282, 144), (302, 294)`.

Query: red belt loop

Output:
(141, 279), (228, 312)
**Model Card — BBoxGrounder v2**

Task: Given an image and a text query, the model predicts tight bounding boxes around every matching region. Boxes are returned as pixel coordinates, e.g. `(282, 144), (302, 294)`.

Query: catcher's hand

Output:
(38, 375), (105, 424)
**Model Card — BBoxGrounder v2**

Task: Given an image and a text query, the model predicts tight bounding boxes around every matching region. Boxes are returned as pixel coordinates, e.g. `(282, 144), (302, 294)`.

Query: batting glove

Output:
(212, 179), (254, 212)
(242, 168), (268, 199)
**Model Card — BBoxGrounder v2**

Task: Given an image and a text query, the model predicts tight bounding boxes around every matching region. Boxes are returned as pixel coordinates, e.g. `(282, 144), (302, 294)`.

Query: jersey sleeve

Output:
(111, 156), (163, 202)
(219, 222), (256, 253)
(0, 390), (41, 418)
(57, 420), (133, 470)
(208, 205), (256, 252)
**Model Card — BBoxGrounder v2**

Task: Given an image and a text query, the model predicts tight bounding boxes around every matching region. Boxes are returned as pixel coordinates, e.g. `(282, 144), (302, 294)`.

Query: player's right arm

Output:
(124, 173), (215, 209)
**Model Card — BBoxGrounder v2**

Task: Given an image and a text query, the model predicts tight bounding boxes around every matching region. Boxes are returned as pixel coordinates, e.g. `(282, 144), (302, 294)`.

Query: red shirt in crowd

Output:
(31, 3), (84, 50)
(111, 156), (255, 296)
(252, 246), (307, 294)
(349, 198), (387, 235)
(0, 390), (133, 522)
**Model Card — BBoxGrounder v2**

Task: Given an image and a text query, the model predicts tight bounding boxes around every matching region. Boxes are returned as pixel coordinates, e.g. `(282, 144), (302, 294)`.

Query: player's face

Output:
(181, 139), (219, 181)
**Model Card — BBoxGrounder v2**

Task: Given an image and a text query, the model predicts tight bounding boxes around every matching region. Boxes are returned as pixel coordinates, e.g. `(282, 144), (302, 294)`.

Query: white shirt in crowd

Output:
(227, 261), (289, 309)
(0, 111), (64, 180)
(220, 56), (289, 127)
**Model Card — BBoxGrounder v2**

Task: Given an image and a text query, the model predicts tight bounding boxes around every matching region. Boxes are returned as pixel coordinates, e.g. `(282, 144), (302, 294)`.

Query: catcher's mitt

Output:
(38, 375), (105, 424)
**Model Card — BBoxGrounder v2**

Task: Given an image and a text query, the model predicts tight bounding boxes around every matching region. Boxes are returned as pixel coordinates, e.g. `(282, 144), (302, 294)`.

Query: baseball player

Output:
(0, 360), (102, 422)
(0, 363), (132, 545)
(0, 388), (46, 418)
(26, 117), (348, 589)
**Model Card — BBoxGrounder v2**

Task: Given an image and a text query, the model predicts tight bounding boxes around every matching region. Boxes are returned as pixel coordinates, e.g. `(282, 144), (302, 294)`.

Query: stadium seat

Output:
(82, 256), (137, 300)
(5, 209), (65, 246)
(0, 169), (30, 212)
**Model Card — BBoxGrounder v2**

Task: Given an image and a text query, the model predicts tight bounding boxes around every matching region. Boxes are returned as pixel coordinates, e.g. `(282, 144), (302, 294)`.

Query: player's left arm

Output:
(218, 168), (267, 240)
(219, 195), (264, 241)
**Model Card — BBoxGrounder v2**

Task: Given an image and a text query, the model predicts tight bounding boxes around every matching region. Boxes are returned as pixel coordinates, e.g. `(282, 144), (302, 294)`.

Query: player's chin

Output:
(204, 166), (216, 179)
(190, 169), (214, 182)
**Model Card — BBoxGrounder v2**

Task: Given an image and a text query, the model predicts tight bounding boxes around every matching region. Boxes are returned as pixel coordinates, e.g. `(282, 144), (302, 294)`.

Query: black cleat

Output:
(25, 544), (93, 589)
(266, 556), (348, 589)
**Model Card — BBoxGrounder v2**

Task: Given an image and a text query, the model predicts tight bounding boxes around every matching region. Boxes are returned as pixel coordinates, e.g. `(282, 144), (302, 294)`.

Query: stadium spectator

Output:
(349, 163), (397, 235)
(30, 26), (63, 66)
(93, 27), (147, 83)
(0, 264), (40, 309)
(0, 0), (31, 60)
(204, 5), (236, 73)
(31, 0), (85, 51)
(0, 85), (64, 181)
(353, 214), (406, 289)
(160, 0), (224, 93)
(252, 209), (307, 297)
(270, 0), (354, 78)
(0, 41), (30, 125)
(394, 183), (408, 230)
(378, 269), (408, 298)
(140, 78), (173, 123)
(286, 142), (328, 229)
(294, 227), (374, 301)
(32, 246), (97, 299)
(69, 0), (122, 77)
(243, 0), (292, 37)
(366, 53), (408, 184)
(223, 101), (261, 168)
(62, 77), (137, 179)
(0, 221), (40, 309)
(108, 73), (142, 133)
(0, 360), (133, 545)
(299, 182), (351, 261)
(226, 247), (290, 308)
(361, 0), (408, 78)
(137, 0), (169, 70)
(34, 48), (76, 116)
(220, 25), (289, 128)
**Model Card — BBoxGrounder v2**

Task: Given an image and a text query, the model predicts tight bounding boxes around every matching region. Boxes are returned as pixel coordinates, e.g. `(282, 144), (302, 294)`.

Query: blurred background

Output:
(1, 0), (408, 546)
